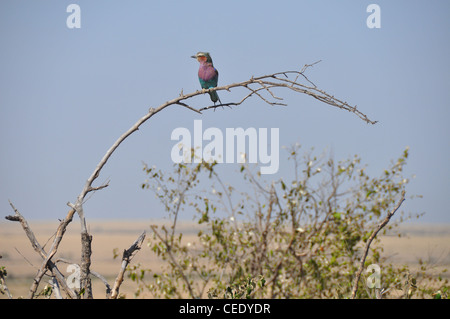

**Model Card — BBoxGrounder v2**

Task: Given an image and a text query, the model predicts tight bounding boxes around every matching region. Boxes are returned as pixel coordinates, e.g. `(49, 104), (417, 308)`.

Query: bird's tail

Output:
(209, 90), (221, 104)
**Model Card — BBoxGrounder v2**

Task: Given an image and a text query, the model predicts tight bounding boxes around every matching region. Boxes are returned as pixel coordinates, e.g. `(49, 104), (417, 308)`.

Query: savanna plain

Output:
(1, 219), (449, 299)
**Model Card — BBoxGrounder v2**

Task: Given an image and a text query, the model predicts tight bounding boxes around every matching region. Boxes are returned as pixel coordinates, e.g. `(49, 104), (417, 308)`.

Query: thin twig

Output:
(110, 231), (146, 299)
(176, 102), (203, 114)
(150, 225), (197, 298)
(350, 191), (406, 299)
(195, 66), (376, 124)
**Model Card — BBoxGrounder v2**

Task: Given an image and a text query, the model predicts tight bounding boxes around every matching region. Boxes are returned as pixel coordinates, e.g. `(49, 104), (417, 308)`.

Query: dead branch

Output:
(350, 191), (406, 299)
(110, 231), (146, 299)
(5, 201), (78, 299)
(197, 62), (377, 125)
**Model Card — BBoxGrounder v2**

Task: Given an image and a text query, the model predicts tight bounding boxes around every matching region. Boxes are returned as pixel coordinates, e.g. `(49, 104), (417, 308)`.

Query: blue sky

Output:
(0, 1), (449, 223)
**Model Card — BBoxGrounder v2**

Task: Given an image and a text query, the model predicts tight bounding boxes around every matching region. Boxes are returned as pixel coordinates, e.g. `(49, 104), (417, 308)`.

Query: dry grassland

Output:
(1, 219), (449, 299)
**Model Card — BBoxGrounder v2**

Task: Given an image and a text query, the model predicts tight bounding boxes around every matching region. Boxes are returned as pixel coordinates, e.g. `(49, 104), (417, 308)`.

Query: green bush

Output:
(129, 145), (448, 299)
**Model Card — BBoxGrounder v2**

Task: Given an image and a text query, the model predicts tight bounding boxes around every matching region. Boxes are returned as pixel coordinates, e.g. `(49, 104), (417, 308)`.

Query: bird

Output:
(191, 52), (221, 104)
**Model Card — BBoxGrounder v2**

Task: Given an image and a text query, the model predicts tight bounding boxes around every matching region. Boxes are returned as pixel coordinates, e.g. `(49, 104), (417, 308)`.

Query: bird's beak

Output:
(190, 55), (197, 59)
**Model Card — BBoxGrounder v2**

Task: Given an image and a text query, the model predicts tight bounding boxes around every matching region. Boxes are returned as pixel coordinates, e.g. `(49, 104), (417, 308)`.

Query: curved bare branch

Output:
(22, 62), (376, 298)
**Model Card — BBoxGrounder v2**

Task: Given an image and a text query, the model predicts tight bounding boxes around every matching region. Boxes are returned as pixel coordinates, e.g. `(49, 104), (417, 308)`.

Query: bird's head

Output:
(191, 52), (213, 63)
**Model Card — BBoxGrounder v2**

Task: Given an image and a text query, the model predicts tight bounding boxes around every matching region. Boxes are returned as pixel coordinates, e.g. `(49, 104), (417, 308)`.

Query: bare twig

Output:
(150, 225), (197, 298)
(91, 271), (112, 298)
(176, 101), (203, 114)
(350, 191), (406, 299)
(110, 231), (146, 299)
(196, 63), (376, 124)
(87, 182), (110, 193)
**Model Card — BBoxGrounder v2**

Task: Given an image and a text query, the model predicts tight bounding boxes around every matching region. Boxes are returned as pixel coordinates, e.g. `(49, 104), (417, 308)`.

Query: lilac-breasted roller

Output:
(191, 52), (221, 104)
